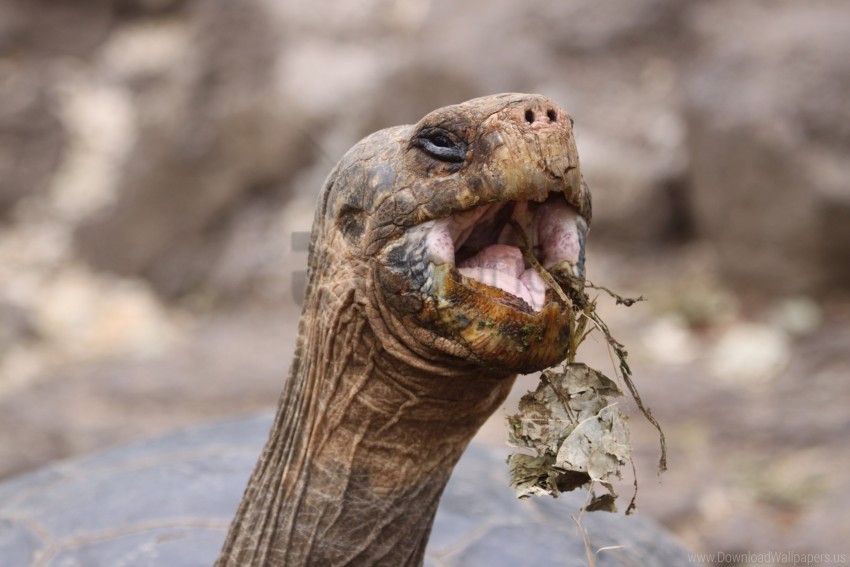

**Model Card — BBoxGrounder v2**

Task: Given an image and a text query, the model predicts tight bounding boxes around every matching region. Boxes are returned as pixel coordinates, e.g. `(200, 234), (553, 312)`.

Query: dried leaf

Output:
(555, 403), (630, 482)
(506, 453), (561, 499)
(505, 221), (667, 515)
(507, 364), (631, 509)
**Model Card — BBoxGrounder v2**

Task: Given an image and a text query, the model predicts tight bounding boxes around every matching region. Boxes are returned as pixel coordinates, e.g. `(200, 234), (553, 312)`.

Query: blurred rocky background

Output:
(1, 0), (848, 563)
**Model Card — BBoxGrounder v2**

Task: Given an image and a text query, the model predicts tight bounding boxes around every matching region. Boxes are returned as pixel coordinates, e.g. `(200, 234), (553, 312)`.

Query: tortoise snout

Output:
(511, 96), (570, 131)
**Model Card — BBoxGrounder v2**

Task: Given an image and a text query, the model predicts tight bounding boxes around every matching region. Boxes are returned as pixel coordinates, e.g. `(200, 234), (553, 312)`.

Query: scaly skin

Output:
(217, 94), (591, 566)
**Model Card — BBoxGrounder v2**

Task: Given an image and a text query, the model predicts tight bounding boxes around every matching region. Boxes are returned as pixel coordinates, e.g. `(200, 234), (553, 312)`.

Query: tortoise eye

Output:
(412, 128), (467, 163)
(429, 134), (454, 148)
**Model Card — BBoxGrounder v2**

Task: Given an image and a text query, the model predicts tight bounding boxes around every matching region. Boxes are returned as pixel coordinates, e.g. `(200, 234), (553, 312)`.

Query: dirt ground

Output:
(1, 244), (847, 562)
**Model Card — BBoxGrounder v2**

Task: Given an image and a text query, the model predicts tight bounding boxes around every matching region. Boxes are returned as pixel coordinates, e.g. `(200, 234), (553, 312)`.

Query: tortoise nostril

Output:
(523, 107), (560, 125)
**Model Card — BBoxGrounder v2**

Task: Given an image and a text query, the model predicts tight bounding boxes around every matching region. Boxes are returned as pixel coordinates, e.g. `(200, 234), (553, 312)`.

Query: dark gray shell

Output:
(0, 415), (694, 566)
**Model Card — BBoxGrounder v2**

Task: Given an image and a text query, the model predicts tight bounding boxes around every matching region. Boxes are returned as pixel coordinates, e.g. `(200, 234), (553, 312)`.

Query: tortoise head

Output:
(309, 93), (591, 374)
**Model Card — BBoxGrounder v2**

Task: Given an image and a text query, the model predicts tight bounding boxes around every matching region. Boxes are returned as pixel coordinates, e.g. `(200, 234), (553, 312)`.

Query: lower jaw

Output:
(426, 264), (574, 373)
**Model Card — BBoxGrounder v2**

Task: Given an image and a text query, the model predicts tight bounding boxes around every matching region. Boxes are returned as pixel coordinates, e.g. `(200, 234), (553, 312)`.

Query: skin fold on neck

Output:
(216, 277), (515, 567)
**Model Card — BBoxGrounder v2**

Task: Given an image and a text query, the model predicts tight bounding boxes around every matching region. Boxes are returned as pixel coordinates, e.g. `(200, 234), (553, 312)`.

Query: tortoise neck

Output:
(216, 286), (515, 567)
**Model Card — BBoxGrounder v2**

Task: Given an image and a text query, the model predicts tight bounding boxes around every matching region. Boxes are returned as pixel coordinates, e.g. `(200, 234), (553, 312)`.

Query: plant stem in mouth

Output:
(507, 219), (667, 473)
(508, 218), (582, 361)
(507, 219), (571, 306)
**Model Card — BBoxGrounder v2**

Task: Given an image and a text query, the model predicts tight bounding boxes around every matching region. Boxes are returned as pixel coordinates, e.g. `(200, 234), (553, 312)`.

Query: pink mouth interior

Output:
(457, 245), (549, 311)
(426, 194), (584, 311)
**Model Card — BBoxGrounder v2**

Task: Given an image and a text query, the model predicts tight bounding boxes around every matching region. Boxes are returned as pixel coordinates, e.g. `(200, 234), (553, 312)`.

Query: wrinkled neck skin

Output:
(218, 92), (589, 566)
(216, 249), (515, 566)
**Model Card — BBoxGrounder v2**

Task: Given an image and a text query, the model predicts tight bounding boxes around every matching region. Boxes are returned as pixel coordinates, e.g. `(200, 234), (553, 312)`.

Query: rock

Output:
(113, 0), (188, 17)
(0, 63), (65, 217)
(642, 316), (698, 365)
(33, 267), (177, 360)
(0, 298), (35, 358)
(0, 0), (113, 58)
(684, 0), (850, 295)
(74, 0), (314, 299)
(516, 0), (684, 53)
(709, 323), (790, 386)
(768, 296), (823, 336)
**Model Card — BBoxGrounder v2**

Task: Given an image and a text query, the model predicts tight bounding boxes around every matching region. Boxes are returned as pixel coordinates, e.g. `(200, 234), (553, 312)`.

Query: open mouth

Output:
(424, 192), (587, 313)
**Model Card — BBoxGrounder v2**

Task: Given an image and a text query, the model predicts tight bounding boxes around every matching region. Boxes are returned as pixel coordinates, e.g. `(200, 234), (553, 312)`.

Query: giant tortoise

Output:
(0, 94), (696, 566)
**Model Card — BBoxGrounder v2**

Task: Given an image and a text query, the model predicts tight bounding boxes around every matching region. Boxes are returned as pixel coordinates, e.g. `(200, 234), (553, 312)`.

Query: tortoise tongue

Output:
(424, 194), (586, 311)
(458, 244), (547, 311)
